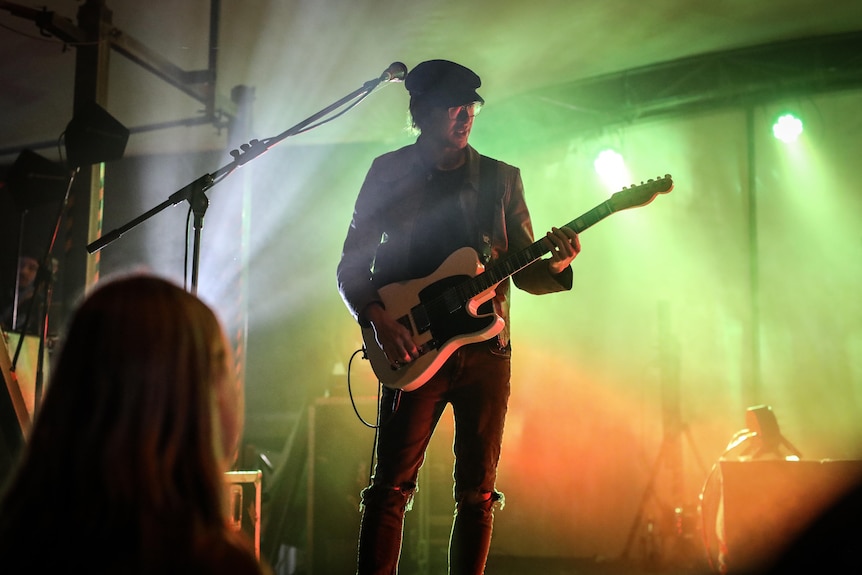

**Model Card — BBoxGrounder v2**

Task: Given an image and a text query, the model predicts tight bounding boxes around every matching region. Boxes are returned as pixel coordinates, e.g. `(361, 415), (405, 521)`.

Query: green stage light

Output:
(772, 113), (803, 143)
(593, 148), (624, 178)
(593, 148), (631, 193)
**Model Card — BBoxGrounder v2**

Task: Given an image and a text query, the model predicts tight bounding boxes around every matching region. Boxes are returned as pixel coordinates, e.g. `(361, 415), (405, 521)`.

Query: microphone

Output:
(379, 61), (408, 83)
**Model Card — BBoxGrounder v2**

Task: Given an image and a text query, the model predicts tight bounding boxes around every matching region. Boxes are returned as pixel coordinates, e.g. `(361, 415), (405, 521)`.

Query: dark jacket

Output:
(337, 142), (572, 347)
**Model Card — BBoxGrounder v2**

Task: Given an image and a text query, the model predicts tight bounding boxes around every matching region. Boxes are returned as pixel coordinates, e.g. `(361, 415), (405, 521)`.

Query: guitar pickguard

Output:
(415, 275), (496, 349)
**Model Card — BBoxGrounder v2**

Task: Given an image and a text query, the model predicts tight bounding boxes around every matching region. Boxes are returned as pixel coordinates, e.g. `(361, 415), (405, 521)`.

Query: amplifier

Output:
(715, 459), (862, 573)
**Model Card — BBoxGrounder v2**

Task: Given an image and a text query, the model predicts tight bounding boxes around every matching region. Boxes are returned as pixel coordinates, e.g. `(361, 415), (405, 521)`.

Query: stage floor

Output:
(483, 555), (711, 575)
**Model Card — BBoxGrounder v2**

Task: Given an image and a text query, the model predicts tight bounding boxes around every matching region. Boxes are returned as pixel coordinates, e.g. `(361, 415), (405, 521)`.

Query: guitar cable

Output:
(346, 347), (402, 429)
(348, 346), (403, 491)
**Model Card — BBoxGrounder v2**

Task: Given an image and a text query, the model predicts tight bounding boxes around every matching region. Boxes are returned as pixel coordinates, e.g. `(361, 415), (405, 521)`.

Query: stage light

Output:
(593, 148), (623, 177)
(593, 148), (629, 192)
(772, 113), (803, 143)
(6, 150), (69, 211)
(64, 101), (129, 169)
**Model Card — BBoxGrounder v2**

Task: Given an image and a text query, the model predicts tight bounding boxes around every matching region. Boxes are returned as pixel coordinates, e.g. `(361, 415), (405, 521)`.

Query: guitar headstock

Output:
(608, 174), (673, 212)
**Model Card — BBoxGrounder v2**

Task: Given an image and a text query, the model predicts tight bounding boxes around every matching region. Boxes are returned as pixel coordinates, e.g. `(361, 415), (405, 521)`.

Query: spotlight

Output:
(593, 148), (624, 178)
(6, 150), (69, 212)
(64, 101), (129, 169)
(772, 113), (803, 143)
(593, 148), (630, 192)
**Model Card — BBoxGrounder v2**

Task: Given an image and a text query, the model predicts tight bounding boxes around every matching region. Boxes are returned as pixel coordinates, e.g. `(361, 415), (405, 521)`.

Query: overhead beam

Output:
(0, 1), (85, 43)
(573, 30), (862, 121)
(108, 28), (215, 109)
(0, 0), (231, 119)
(494, 31), (862, 142)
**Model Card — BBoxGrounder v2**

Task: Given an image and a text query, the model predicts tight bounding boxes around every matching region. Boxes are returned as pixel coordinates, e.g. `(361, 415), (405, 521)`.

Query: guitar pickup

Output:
(411, 304), (431, 333)
(442, 291), (463, 314)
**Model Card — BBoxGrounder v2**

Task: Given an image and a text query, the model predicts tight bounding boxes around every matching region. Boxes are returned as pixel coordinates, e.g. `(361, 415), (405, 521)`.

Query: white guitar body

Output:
(361, 247), (505, 391)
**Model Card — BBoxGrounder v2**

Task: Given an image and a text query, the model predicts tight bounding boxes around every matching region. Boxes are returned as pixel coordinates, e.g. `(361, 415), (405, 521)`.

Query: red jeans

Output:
(357, 341), (511, 575)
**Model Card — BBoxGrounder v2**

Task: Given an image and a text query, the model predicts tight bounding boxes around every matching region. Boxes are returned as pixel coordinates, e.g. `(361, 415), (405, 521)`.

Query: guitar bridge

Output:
(418, 339), (438, 354)
(390, 339), (438, 372)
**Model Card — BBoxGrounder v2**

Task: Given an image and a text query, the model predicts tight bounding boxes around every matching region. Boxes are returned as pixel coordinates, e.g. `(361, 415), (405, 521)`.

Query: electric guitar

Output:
(362, 175), (674, 391)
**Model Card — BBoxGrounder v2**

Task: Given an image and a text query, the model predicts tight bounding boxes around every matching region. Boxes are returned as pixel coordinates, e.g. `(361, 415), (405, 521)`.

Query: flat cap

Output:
(404, 60), (484, 107)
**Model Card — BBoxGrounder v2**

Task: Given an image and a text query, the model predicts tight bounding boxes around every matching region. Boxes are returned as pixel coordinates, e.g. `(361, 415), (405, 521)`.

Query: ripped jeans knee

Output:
(360, 482), (418, 514)
(455, 489), (506, 515)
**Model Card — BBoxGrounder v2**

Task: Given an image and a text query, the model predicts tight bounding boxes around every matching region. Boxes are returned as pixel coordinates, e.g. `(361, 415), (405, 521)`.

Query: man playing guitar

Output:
(337, 59), (580, 575)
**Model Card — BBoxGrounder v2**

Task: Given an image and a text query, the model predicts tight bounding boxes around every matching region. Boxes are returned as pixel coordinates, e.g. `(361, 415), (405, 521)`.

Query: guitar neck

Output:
(469, 199), (615, 295)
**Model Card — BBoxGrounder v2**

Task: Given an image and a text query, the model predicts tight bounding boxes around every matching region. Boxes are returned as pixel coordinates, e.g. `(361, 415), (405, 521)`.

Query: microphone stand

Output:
(87, 64), (404, 295)
(10, 168), (78, 420)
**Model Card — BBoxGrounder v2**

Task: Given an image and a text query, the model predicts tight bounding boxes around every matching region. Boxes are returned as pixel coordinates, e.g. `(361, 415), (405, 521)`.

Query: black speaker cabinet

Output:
(307, 396), (377, 575)
(717, 459), (862, 573)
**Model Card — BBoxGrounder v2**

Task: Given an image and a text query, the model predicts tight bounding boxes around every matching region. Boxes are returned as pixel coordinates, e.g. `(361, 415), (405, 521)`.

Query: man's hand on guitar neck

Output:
(544, 226), (581, 275)
(363, 302), (419, 368)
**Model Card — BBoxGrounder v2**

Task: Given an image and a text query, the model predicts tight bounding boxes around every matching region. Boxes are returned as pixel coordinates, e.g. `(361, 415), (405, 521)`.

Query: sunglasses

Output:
(447, 102), (483, 120)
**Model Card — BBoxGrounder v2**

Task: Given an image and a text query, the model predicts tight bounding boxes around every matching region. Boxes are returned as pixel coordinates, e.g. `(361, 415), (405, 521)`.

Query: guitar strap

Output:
(477, 154), (500, 265)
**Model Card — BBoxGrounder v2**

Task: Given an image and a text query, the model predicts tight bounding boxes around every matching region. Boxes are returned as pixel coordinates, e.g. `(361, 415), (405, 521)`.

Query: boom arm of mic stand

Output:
(86, 74), (386, 290)
(86, 173), (215, 254)
(224, 76), (383, 168)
